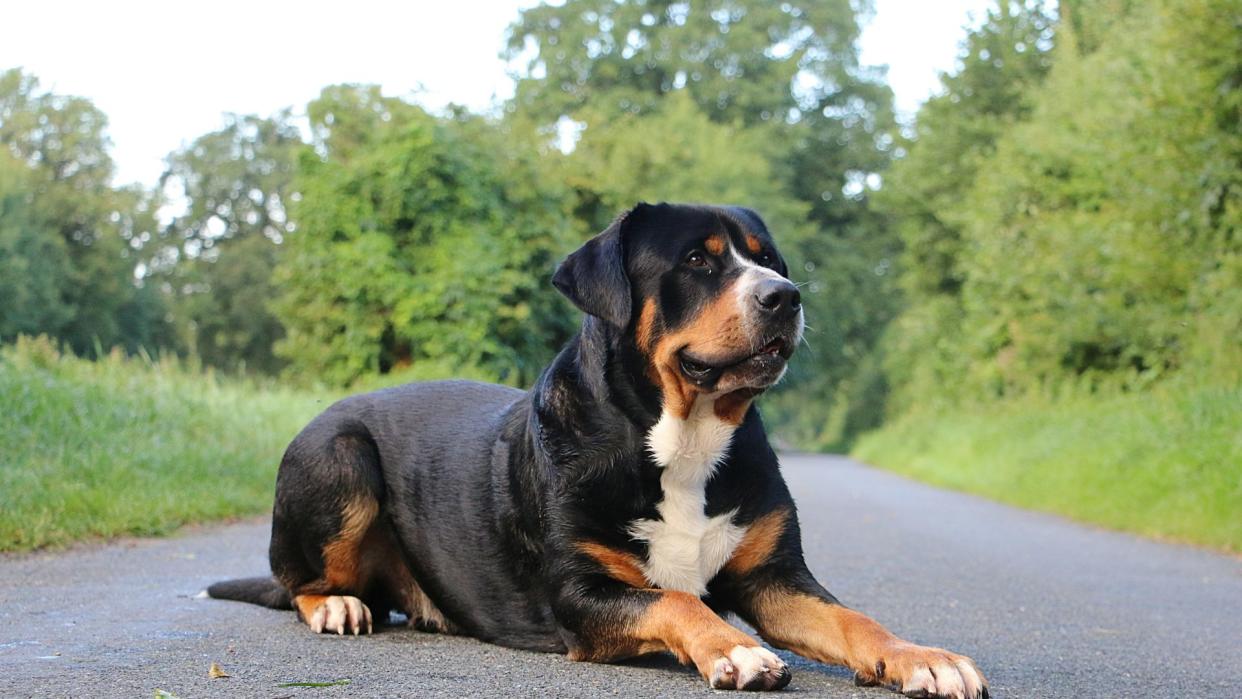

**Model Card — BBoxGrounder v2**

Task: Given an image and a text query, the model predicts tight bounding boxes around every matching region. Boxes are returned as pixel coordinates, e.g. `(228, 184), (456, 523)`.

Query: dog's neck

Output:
(579, 316), (761, 431)
(575, 316), (666, 428)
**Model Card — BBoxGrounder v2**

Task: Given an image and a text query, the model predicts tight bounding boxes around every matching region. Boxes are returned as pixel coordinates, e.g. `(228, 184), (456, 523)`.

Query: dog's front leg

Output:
(724, 570), (988, 699)
(555, 582), (791, 690)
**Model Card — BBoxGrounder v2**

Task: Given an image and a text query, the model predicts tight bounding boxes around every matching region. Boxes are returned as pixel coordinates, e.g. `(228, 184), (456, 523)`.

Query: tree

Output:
(507, 0), (877, 125)
(156, 113), (303, 373)
(877, 0), (1241, 415)
(506, 0), (898, 447)
(505, 0), (894, 238)
(273, 85), (577, 386)
(956, 0), (1241, 394)
(0, 151), (73, 340)
(0, 68), (170, 355)
(873, 1), (1057, 412)
(556, 92), (807, 231)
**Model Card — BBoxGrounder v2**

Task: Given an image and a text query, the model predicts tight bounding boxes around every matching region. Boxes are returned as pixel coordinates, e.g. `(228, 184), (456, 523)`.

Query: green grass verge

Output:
(0, 336), (327, 552)
(852, 378), (1242, 553)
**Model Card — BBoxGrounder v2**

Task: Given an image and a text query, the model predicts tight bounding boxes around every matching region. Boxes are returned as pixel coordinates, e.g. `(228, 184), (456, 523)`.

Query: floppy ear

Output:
(553, 207), (639, 329)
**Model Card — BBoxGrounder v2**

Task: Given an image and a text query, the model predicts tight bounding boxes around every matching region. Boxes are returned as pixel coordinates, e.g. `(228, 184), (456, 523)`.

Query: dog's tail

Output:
(206, 576), (292, 610)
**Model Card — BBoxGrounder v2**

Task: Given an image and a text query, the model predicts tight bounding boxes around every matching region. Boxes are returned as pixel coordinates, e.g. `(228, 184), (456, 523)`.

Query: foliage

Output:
(557, 92), (806, 229)
(954, 0), (1241, 395)
(875, 0), (1240, 414)
(857, 0), (1242, 553)
(6, 1), (903, 450)
(507, 0), (898, 447)
(155, 113), (304, 374)
(0, 151), (74, 339)
(0, 68), (171, 355)
(853, 375), (1242, 552)
(272, 86), (577, 386)
(0, 335), (322, 551)
(874, 0), (1057, 414)
(506, 0), (881, 128)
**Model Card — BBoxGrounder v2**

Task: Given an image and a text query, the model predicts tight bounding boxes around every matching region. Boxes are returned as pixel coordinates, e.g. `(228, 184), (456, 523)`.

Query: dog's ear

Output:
(553, 205), (646, 329)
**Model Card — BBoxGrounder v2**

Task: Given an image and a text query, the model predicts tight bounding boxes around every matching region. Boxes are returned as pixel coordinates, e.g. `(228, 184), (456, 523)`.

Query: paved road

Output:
(2, 454), (1239, 698)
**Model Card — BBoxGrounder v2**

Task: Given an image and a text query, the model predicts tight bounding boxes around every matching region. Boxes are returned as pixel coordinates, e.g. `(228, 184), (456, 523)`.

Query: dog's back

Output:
(214, 379), (564, 649)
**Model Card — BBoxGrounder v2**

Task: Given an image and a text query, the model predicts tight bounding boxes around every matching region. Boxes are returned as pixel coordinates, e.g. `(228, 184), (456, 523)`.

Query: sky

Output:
(1, 0), (992, 188)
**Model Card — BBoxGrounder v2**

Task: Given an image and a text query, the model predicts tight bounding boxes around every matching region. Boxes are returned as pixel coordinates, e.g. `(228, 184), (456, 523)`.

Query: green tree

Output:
(557, 92), (807, 231)
(956, 0), (1241, 394)
(507, 0), (878, 125)
(156, 113), (303, 373)
(0, 151), (74, 340)
(273, 85), (576, 386)
(874, 1), (1057, 412)
(507, 0), (898, 447)
(0, 68), (170, 354)
(506, 0), (894, 242)
(877, 0), (1241, 418)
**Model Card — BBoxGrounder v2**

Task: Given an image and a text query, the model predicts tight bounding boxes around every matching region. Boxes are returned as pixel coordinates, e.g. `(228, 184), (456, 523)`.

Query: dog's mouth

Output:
(677, 336), (794, 387)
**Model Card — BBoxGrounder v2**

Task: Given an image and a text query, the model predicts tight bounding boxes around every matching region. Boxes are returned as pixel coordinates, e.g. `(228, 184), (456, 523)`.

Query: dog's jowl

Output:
(209, 203), (987, 697)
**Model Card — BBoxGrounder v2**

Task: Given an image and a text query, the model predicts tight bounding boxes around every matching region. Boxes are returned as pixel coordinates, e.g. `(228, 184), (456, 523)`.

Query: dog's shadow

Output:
(380, 612), (856, 690)
(617, 650), (858, 694)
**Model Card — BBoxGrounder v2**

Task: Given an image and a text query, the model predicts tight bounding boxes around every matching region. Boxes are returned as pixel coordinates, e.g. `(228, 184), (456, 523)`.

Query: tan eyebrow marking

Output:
(745, 234), (762, 254)
(704, 234), (726, 256)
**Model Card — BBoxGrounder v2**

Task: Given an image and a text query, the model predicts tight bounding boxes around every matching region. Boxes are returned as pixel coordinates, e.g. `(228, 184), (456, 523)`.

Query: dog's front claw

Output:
(708, 645), (791, 691)
(856, 643), (987, 699)
(305, 595), (373, 635)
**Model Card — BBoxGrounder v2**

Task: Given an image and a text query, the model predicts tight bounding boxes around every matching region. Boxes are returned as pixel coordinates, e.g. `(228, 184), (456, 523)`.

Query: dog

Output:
(209, 203), (987, 697)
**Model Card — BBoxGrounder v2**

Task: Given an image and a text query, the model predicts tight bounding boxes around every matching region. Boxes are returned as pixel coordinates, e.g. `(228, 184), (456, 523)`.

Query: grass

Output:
(852, 377), (1242, 553)
(5, 331), (1238, 555)
(0, 336), (328, 552)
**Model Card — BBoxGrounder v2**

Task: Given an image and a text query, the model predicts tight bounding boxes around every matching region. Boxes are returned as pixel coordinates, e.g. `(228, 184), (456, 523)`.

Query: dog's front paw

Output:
(708, 645), (791, 691)
(855, 642), (987, 699)
(304, 595), (373, 635)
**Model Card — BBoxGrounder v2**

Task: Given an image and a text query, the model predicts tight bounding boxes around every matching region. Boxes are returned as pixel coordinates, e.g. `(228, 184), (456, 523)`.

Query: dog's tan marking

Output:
(319, 496), (379, 590)
(724, 508), (789, 575)
(705, 234), (727, 256)
(647, 281), (746, 419)
(577, 541), (650, 588)
(635, 297), (658, 353)
(627, 591), (790, 689)
(749, 590), (987, 696)
(401, 577), (454, 632)
(712, 388), (760, 425)
(745, 234), (762, 254)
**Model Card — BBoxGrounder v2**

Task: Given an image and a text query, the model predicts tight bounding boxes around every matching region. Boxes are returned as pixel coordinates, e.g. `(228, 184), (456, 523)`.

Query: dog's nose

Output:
(754, 279), (801, 316)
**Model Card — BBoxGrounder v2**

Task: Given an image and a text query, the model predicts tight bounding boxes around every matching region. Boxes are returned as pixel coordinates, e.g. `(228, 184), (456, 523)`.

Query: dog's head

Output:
(554, 203), (803, 422)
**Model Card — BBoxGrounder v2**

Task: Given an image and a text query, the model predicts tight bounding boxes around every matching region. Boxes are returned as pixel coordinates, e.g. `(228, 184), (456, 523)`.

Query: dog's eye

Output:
(757, 253), (773, 267)
(685, 251), (709, 269)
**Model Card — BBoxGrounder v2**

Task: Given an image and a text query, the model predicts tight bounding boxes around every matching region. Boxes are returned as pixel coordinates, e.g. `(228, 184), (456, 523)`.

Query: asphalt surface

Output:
(2, 454), (1239, 698)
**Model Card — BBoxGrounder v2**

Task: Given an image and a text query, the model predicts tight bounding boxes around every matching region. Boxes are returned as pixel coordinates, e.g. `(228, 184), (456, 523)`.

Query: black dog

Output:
(210, 203), (987, 696)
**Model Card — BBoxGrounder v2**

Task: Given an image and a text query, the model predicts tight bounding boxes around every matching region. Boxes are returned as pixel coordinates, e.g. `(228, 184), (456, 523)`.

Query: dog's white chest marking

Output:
(630, 400), (745, 597)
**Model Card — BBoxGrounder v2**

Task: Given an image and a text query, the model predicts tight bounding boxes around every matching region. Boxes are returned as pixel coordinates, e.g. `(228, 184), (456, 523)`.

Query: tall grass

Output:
(852, 377), (1242, 552)
(0, 336), (327, 551)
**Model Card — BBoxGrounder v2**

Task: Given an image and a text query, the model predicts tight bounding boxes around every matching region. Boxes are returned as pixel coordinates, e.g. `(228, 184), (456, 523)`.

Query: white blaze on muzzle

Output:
(728, 246), (806, 347)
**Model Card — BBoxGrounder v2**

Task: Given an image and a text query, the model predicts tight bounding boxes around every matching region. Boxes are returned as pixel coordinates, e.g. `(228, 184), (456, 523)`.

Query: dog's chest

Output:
(629, 403), (745, 597)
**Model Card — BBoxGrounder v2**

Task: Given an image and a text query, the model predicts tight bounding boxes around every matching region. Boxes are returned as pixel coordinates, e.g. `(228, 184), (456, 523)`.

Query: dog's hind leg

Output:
(287, 495), (378, 635)
(269, 423), (387, 635)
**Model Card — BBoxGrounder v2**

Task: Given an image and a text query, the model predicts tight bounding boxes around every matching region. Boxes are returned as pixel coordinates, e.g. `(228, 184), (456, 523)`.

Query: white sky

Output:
(1, 0), (992, 188)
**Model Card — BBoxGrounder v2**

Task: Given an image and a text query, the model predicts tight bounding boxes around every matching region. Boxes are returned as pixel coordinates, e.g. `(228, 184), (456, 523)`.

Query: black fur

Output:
(213, 202), (836, 657)
(551, 208), (634, 328)
(206, 576), (292, 609)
